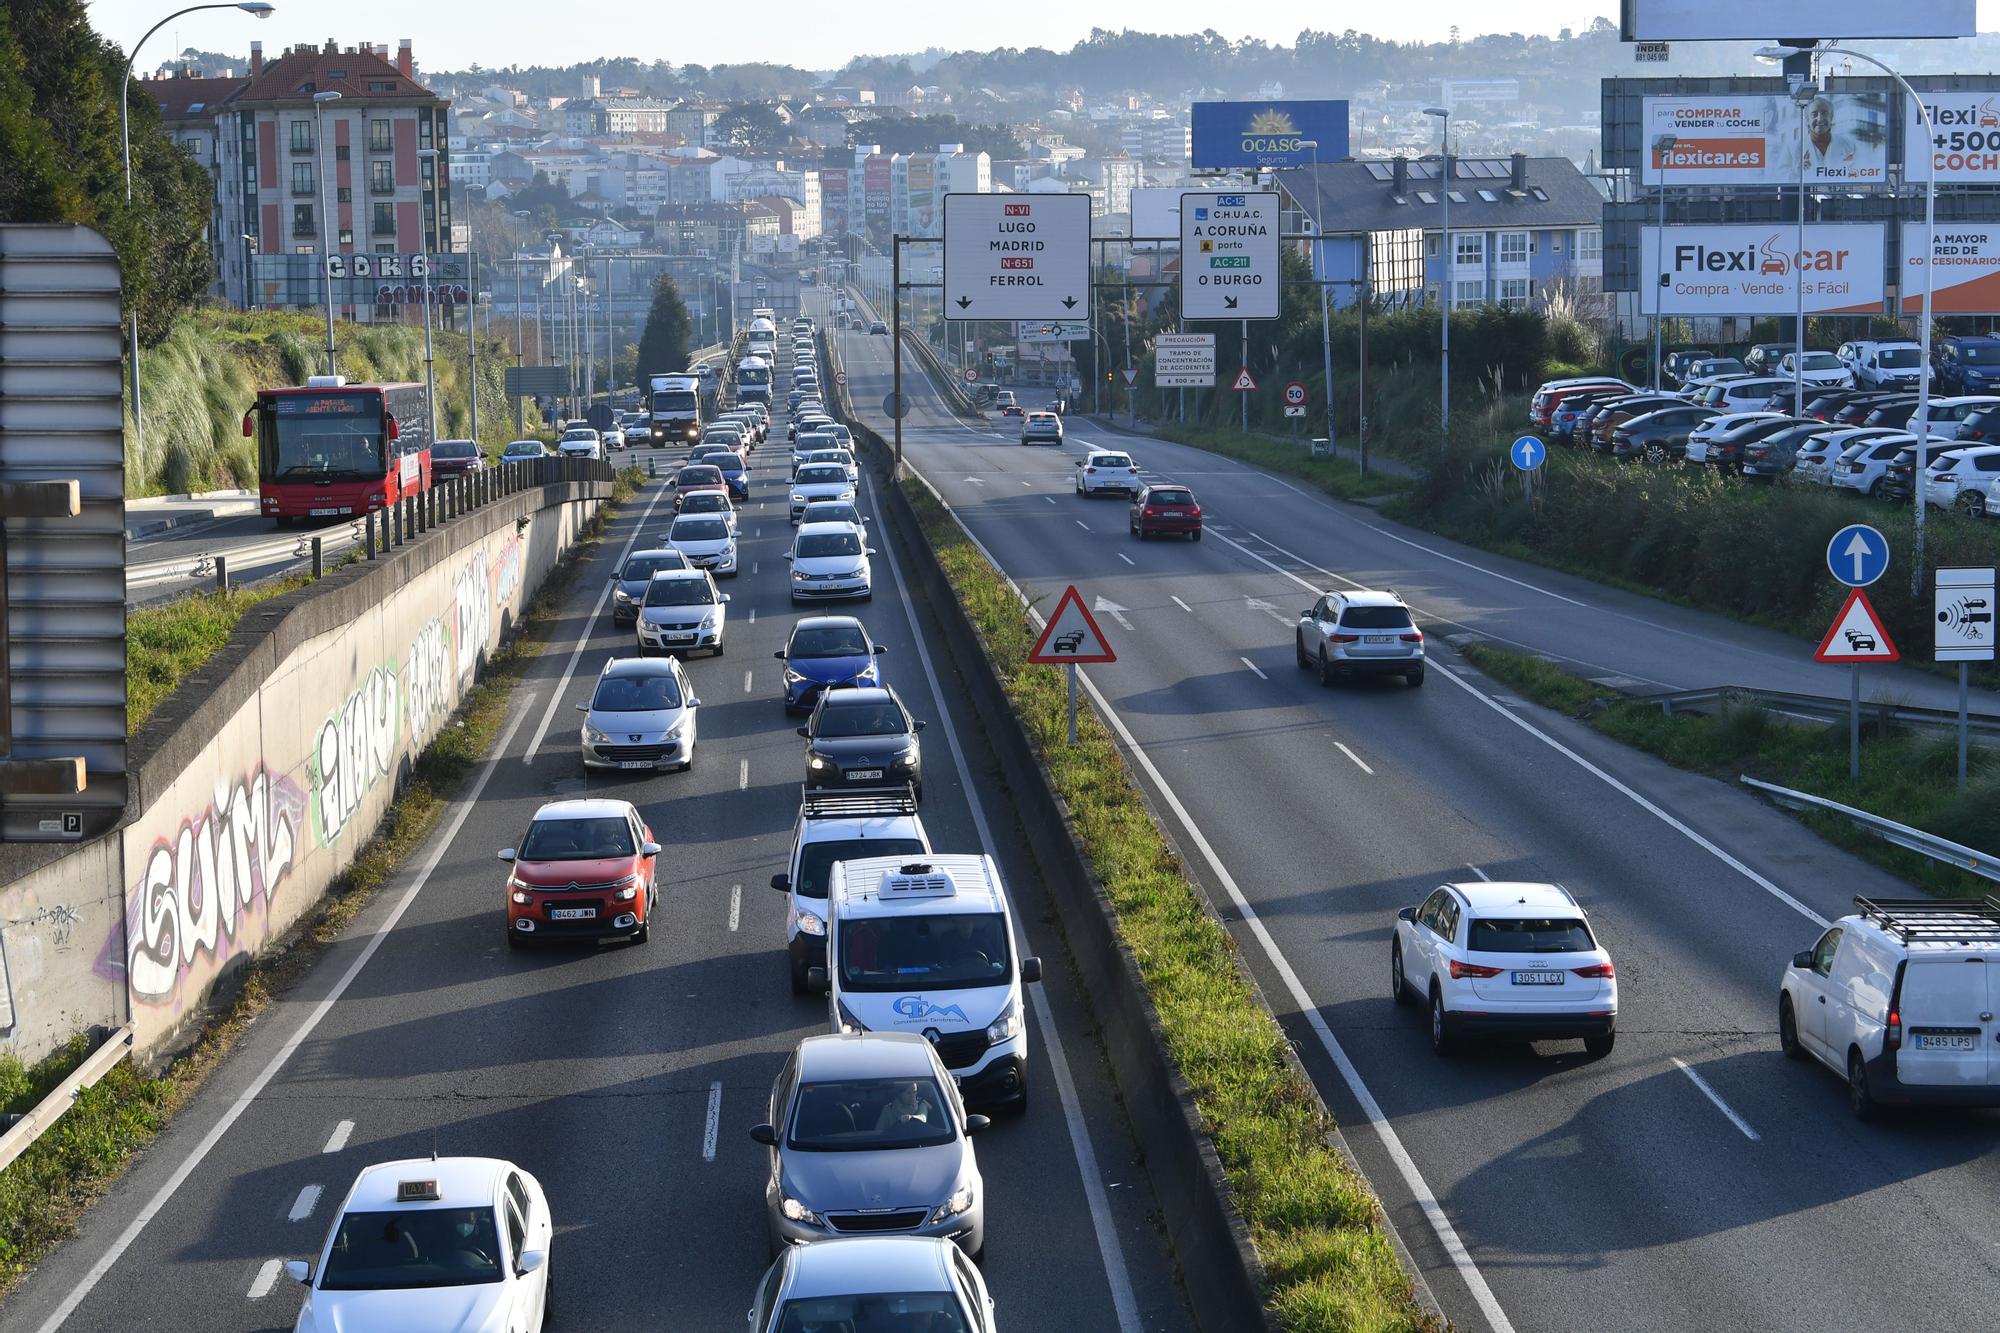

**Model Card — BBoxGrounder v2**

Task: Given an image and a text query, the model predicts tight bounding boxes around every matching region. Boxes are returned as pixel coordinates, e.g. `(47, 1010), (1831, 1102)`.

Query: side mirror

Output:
(718, 593), (732, 603)
(914, 720), (927, 732)
(774, 650), (787, 660)
(749, 1123), (779, 1147)
(797, 725), (812, 738)
(805, 965), (829, 992)
(964, 1114), (992, 1136)
(771, 873), (790, 892)
(782, 552), (795, 560)
(517, 1249), (547, 1276)
(1020, 956), (1042, 984)
(873, 644), (888, 654)
(497, 848), (517, 863)
(641, 841), (661, 857)
(1398, 906), (1418, 922)
(1300, 610), (1313, 620)
(1792, 950), (1815, 970)
(865, 548), (878, 556)
(688, 697), (701, 708)
(285, 1260), (312, 1285)
(574, 702), (588, 712)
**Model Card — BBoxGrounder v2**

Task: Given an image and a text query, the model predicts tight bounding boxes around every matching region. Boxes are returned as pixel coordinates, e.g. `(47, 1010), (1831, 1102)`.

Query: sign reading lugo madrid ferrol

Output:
(1640, 224), (1886, 315)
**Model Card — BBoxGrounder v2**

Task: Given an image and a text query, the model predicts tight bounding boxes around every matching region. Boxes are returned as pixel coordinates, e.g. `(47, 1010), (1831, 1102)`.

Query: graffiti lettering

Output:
(491, 532), (524, 609)
(127, 767), (305, 1003)
(314, 664), (399, 844)
(405, 614), (453, 741)
(455, 551), (491, 684)
(11, 903), (82, 947)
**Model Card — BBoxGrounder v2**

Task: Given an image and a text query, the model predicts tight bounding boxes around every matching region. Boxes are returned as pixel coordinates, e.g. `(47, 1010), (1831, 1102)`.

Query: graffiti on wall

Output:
(405, 614), (453, 741)
(126, 767), (306, 1004)
(455, 550), (491, 686)
(491, 531), (524, 610)
(312, 664), (399, 846)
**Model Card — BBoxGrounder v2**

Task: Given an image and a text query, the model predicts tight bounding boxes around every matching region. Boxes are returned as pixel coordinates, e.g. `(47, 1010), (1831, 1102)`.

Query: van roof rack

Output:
(799, 783), (919, 820)
(1853, 896), (2000, 944)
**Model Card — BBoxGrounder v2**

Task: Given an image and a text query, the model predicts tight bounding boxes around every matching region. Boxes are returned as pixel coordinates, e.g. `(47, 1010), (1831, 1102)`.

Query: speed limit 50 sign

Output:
(1283, 381), (1307, 407)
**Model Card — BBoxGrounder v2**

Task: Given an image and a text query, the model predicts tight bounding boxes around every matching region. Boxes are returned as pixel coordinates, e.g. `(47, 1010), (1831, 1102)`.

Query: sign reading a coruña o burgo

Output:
(1905, 92), (2000, 185)
(1640, 224), (1886, 316)
(1180, 191), (1279, 321)
(1643, 93), (1888, 186)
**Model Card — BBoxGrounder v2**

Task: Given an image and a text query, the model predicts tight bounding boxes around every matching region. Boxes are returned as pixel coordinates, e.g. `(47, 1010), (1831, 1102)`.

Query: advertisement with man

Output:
(1899, 223), (2000, 313)
(1191, 100), (1349, 170)
(1643, 93), (1888, 185)
(1904, 92), (2000, 184)
(1641, 224), (1886, 316)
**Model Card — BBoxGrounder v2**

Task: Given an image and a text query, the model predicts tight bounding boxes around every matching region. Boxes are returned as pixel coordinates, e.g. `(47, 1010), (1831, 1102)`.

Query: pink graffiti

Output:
(126, 766), (306, 1006)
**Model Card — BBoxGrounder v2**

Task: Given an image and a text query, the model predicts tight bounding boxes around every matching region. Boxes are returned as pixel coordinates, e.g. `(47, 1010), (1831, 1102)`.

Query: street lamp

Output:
(1423, 107), (1451, 441)
(1758, 44), (1937, 592)
(418, 148), (441, 442)
(1651, 133), (1676, 390)
(313, 90), (342, 376)
(117, 1), (276, 440)
(1297, 138), (1337, 454)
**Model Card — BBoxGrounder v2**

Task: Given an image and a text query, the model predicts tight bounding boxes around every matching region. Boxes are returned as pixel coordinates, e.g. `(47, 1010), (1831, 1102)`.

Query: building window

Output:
(1453, 233), (1484, 267)
(1453, 279), (1484, 307)
(368, 80), (396, 93)
(1576, 228), (1602, 263)
(371, 160), (395, 194)
(373, 202), (396, 236)
(339, 228), (354, 245)
(337, 187), (351, 203)
(290, 120), (312, 153)
(292, 204), (315, 237)
(291, 162), (315, 196)
(1498, 278), (1530, 309)
(334, 144), (349, 161)
(420, 116), (433, 147)
(369, 119), (393, 153)
(1498, 232), (1528, 265)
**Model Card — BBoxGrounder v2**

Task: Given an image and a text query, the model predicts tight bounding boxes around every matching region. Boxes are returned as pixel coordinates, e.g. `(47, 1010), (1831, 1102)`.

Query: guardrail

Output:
(1652, 684), (2000, 739)
(1740, 775), (2000, 882)
(0, 1026), (134, 1174)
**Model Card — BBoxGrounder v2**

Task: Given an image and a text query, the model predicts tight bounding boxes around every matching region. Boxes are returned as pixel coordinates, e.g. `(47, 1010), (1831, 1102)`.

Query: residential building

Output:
(141, 69), (247, 299)
(667, 103), (723, 147)
(1120, 118), (1192, 163)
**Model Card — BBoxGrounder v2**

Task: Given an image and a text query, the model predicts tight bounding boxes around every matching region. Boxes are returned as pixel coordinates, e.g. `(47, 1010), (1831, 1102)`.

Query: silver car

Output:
(577, 656), (698, 772)
(1295, 589), (1425, 687)
(746, 1236), (996, 1333)
(751, 1033), (987, 1260)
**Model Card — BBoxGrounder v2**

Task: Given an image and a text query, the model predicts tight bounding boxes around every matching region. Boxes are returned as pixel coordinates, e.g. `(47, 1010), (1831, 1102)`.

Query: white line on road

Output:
(1672, 1057), (1761, 1141)
(287, 1184), (323, 1223)
(1465, 863), (1492, 881)
(738, 758), (750, 790)
(748, 607), (757, 625)
(1240, 656), (1268, 680)
(31, 693), (542, 1333)
(1044, 495), (1057, 505)
(752, 561), (760, 575)
(1171, 595), (1193, 613)
(1021, 479), (1032, 487)
(728, 884), (742, 932)
(1118, 553), (1135, 566)
(246, 1260), (283, 1300)
(743, 669), (754, 694)
(1335, 742), (1374, 775)
(1074, 519), (1090, 531)
(703, 1081), (723, 1161)
(321, 1121), (354, 1154)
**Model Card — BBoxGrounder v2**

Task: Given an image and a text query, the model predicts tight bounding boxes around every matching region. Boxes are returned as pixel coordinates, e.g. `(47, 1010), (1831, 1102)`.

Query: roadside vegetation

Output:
(901, 477), (1436, 1332)
(1147, 421), (1414, 504)
(1462, 642), (2000, 898)
(126, 573), (315, 731)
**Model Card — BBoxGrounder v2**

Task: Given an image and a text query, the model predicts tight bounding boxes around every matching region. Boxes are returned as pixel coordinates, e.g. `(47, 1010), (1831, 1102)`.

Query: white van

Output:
(1778, 896), (2000, 1118)
(812, 853), (1041, 1111)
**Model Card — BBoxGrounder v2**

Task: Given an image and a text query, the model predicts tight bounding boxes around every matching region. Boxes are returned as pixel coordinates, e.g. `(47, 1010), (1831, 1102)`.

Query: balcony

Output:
(291, 223), (316, 238)
(290, 140), (315, 155)
(371, 220), (397, 237)
(367, 136), (394, 155)
(370, 179), (397, 196)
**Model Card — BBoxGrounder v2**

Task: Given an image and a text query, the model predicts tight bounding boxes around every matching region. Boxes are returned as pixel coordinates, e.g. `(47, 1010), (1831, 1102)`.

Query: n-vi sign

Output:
(1826, 523), (1889, 588)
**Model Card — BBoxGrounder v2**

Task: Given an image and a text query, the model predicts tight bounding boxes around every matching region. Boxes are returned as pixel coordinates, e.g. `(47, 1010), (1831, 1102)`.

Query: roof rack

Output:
(1853, 896), (2000, 944)
(799, 783), (919, 821)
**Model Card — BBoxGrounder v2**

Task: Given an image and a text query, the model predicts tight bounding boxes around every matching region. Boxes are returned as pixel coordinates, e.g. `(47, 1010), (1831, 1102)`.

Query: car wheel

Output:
(1848, 1049), (1879, 1121)
(713, 638), (725, 657)
(1865, 478), (1882, 498)
(1128, 518), (1137, 535)
(507, 928), (526, 950)
(1964, 492), (1988, 519)
(1390, 941), (1410, 1004)
(1191, 529), (1201, 541)
(1778, 995), (1804, 1060)
(1583, 1030), (1615, 1059)
(1406, 669), (1425, 688)
(1429, 988), (1455, 1056)
(1317, 649), (1335, 688)
(633, 900), (651, 945)
(789, 958), (808, 996)
(1296, 634), (1311, 670)
(1644, 442), (1666, 464)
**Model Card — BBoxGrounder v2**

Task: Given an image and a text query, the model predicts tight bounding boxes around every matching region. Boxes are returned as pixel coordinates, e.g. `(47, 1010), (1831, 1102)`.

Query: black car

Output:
(1703, 416), (1810, 471)
(1662, 349), (1716, 386)
(1957, 404), (2000, 444)
(608, 548), (691, 625)
(1861, 399), (1941, 431)
(1741, 423), (1835, 479)
(1834, 394), (1913, 426)
(798, 686), (925, 798)
(1742, 343), (1794, 376)
(1610, 406), (1710, 463)
(1801, 389), (1874, 422)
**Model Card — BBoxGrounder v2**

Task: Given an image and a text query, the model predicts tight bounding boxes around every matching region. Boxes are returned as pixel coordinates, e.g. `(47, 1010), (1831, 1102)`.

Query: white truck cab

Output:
(811, 853), (1040, 1112)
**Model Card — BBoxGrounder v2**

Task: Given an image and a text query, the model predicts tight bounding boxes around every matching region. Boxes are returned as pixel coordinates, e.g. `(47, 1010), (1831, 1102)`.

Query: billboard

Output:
(1641, 224), (1885, 315)
(1620, 0), (1973, 40)
(1643, 93), (1888, 186)
(1191, 100), (1349, 170)
(1900, 223), (2000, 314)
(863, 154), (891, 222)
(820, 168), (850, 237)
(1905, 92), (2000, 184)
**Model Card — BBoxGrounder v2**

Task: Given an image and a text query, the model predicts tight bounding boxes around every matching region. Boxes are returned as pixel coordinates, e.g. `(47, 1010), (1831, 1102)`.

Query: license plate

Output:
(1512, 971), (1565, 986)
(849, 769), (883, 780)
(667, 632), (696, 642)
(1365, 635), (1393, 644)
(550, 907), (597, 920)
(618, 760), (655, 770)
(309, 507), (339, 517)
(1914, 1033), (1977, 1051)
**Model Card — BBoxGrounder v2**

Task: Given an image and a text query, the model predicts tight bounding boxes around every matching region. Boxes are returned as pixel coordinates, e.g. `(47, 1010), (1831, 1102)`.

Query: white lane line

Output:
(1672, 1057), (1761, 1141)
(1021, 479), (1032, 487)
(1074, 519), (1090, 531)
(246, 1260), (283, 1300)
(33, 691), (542, 1333)
(743, 669), (754, 694)
(1465, 863), (1492, 882)
(286, 1185), (322, 1223)
(728, 884), (742, 932)
(738, 758), (750, 791)
(321, 1121), (354, 1154)
(1044, 496), (1057, 505)
(1171, 595), (1193, 614)
(1334, 742), (1374, 775)
(867, 471), (1145, 1333)
(703, 1081), (723, 1161)
(1118, 553), (1136, 566)
(524, 484), (670, 763)
(1240, 656), (1268, 681)
(753, 561), (760, 575)
(748, 607), (757, 625)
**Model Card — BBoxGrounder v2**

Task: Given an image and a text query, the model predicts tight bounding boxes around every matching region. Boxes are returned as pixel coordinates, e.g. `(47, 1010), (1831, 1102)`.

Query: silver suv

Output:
(1295, 589), (1425, 687)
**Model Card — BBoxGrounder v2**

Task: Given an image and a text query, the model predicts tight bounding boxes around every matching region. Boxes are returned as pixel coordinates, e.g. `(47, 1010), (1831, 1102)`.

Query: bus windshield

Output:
(263, 394), (385, 480)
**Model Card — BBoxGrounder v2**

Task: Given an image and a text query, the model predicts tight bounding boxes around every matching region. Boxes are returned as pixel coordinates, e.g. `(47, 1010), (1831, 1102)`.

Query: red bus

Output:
(245, 377), (432, 526)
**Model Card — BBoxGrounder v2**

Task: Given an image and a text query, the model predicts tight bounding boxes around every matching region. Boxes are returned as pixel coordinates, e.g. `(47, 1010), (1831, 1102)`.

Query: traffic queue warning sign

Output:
(1181, 190), (1279, 320)
(942, 193), (1092, 322)
(1814, 588), (1900, 664)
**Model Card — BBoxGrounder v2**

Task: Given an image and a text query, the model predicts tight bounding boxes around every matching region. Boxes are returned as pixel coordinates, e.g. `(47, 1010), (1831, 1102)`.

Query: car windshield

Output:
(519, 816), (635, 860)
(434, 442), (478, 459)
(1338, 605), (1413, 630)
(1797, 353), (1841, 370)
(677, 467), (723, 486)
(681, 494), (729, 513)
(652, 389), (698, 413)
(799, 466), (846, 484)
(713, 457), (745, 475)
(787, 1076), (956, 1152)
(795, 837), (925, 901)
(644, 578), (714, 607)
(804, 503), (861, 526)
(621, 553), (686, 582)
(815, 700), (906, 738)
(1093, 454), (1133, 468)
(317, 1207), (503, 1291)
(1880, 348), (1922, 368)
(592, 673), (684, 712)
(1963, 345), (2000, 364)
(1467, 917), (1596, 953)
(797, 531), (863, 558)
(562, 431), (595, 441)
(672, 517), (729, 542)
(504, 442), (542, 456)
(839, 912), (1012, 992)
(1147, 489), (1194, 505)
(791, 624), (869, 658)
(775, 1294), (968, 1333)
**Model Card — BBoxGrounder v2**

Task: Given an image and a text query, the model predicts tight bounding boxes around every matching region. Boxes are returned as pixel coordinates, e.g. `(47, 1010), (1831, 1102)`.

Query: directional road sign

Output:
(1510, 434), (1547, 471)
(1283, 381), (1307, 407)
(1181, 191), (1280, 320)
(1029, 586), (1117, 664)
(1936, 566), (1996, 663)
(1826, 523), (1889, 588)
(1283, 405), (1307, 417)
(943, 193), (1091, 322)
(1231, 368), (1257, 392)
(1814, 589), (1900, 663)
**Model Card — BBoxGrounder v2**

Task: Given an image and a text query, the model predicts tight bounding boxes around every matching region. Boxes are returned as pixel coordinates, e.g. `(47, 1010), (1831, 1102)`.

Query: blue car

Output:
(775, 615), (885, 712)
(714, 455), (750, 500)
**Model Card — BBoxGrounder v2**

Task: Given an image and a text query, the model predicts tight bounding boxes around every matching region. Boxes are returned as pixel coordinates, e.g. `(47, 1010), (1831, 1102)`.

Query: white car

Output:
(790, 463), (856, 522)
(802, 447), (859, 484)
(1830, 432), (1917, 497)
(786, 521), (874, 602)
(635, 567), (729, 656)
(1683, 411), (1783, 465)
(1074, 449), (1140, 497)
(1295, 588), (1424, 687)
(600, 425), (627, 451)
(1920, 395), (2000, 441)
(666, 511), (738, 576)
(1392, 881), (1617, 1058)
(1794, 427), (1897, 485)
(1920, 444), (2000, 514)
(558, 430), (602, 461)
(676, 490), (738, 532)
(286, 1157), (550, 1333)
(747, 1237), (996, 1333)
(1775, 351), (1850, 390)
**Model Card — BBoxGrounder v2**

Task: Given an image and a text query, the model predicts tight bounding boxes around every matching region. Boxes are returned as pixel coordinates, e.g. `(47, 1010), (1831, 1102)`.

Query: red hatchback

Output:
(1130, 484), (1203, 540)
(672, 464), (728, 512)
(500, 799), (660, 947)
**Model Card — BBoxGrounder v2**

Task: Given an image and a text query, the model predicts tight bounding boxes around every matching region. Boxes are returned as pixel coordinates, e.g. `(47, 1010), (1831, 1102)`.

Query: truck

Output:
(647, 372), (702, 445)
(735, 355), (772, 406)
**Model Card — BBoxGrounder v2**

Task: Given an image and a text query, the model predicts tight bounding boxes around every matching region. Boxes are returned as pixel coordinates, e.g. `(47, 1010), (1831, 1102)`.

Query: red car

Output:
(1130, 484), (1203, 540)
(431, 439), (486, 479)
(500, 799), (660, 946)
(671, 463), (728, 511)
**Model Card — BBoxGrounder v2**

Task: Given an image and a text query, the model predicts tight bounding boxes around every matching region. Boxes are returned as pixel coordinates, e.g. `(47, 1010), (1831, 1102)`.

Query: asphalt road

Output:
(11, 343), (1193, 1332)
(827, 293), (2000, 1333)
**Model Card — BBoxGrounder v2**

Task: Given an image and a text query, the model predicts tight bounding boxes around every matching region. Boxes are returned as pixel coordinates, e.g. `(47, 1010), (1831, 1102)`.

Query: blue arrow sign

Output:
(1510, 435), (1546, 472)
(1826, 523), (1889, 588)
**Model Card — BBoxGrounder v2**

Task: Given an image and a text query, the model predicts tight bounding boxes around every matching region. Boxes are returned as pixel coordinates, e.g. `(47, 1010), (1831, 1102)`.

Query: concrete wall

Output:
(0, 476), (606, 1066)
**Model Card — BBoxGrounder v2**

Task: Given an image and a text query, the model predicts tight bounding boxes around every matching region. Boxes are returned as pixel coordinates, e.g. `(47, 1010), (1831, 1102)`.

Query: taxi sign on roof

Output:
(1814, 588), (1901, 663)
(1029, 585), (1117, 664)
(397, 1179), (441, 1202)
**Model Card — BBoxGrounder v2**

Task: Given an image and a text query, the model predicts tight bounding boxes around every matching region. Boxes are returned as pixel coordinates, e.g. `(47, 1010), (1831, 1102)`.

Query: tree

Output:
(635, 273), (692, 378)
(713, 103), (788, 152)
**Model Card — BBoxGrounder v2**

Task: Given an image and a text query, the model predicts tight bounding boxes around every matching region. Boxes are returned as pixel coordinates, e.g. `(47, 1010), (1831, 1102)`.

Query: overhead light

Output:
(237, 1), (276, 14)
(1422, 107), (1448, 118)
(1753, 44), (1813, 64)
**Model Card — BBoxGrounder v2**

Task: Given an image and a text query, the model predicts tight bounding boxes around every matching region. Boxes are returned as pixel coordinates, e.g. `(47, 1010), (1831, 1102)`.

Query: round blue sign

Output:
(1509, 435), (1547, 472)
(1826, 524), (1889, 588)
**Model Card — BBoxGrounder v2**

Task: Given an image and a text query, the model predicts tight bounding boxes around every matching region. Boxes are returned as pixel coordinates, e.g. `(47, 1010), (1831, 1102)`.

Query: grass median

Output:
(901, 476), (1434, 1332)
(1146, 422), (1414, 505)
(1461, 641), (2000, 898)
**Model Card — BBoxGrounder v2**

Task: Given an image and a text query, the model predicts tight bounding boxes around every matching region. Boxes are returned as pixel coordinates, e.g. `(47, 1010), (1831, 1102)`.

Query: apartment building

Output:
(143, 71), (247, 300)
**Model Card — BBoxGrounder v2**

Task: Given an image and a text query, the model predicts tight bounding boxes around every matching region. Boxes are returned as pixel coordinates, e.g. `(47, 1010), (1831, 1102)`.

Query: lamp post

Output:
(240, 231), (257, 308)
(1758, 45), (1936, 593)
(312, 90), (342, 375)
(119, 2), (275, 438)
(1298, 138), (1336, 454)
(1650, 133), (1676, 390)
(1423, 107), (1451, 442)
(417, 148), (440, 442)
(460, 183), (479, 448)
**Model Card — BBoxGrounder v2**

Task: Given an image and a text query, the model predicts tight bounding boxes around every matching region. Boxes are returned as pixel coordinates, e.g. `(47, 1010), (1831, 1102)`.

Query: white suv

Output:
(1295, 589), (1424, 687)
(1779, 896), (2000, 1118)
(770, 787), (929, 994)
(1392, 882), (1618, 1058)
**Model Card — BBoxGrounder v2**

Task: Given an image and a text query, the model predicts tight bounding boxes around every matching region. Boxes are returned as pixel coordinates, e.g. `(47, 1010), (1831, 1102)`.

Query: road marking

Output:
(287, 1184), (323, 1223)
(1465, 863), (1491, 881)
(29, 692), (541, 1333)
(728, 884), (742, 932)
(703, 1081), (723, 1161)
(1335, 742), (1374, 775)
(738, 758), (750, 790)
(1240, 656), (1268, 680)
(1171, 595), (1193, 613)
(1075, 520), (1090, 531)
(748, 607), (757, 625)
(1117, 553), (1136, 566)
(1672, 1057), (1761, 1141)
(1021, 479), (1032, 487)
(753, 561), (760, 575)
(321, 1121), (354, 1154)
(1246, 597), (1292, 625)
(524, 483), (669, 763)
(743, 669), (754, 694)
(1044, 495), (1057, 505)
(246, 1260), (283, 1300)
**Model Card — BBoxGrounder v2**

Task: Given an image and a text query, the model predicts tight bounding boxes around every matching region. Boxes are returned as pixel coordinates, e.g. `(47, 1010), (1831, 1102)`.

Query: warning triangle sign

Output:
(1029, 585), (1118, 664)
(1231, 368), (1257, 392)
(1813, 588), (1900, 663)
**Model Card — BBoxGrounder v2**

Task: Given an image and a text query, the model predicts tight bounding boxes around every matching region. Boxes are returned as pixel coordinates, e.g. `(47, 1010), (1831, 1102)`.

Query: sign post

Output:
(1510, 433), (1547, 501)
(1820, 525), (1894, 781)
(1028, 585), (1117, 745)
(1936, 566), (1996, 786)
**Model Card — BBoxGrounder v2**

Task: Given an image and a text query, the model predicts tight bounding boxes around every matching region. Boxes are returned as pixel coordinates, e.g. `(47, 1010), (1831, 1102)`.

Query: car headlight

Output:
(930, 1182), (976, 1224)
(794, 907), (826, 937)
(614, 589), (634, 604)
(808, 754), (832, 771)
(836, 998), (867, 1033)
(780, 1195), (823, 1226)
(891, 747), (918, 769)
(583, 724), (611, 744)
(699, 613), (717, 630)
(986, 998), (1022, 1044)
(784, 667), (807, 683)
(792, 492), (806, 502)
(511, 890), (533, 906)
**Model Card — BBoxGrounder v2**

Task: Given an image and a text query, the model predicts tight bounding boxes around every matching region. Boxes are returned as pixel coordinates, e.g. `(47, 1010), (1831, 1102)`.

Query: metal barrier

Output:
(0, 1026), (134, 1173)
(1740, 775), (2000, 882)
(1653, 684), (2000, 739)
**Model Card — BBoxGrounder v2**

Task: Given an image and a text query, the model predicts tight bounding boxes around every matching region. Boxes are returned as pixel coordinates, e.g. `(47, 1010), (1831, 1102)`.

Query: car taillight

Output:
(1329, 633), (1360, 643)
(1572, 962), (1615, 979)
(1400, 630), (1423, 643)
(1085, 466), (1097, 473)
(1189, 506), (1201, 516)
(1144, 507), (1160, 516)
(1449, 960), (1503, 980)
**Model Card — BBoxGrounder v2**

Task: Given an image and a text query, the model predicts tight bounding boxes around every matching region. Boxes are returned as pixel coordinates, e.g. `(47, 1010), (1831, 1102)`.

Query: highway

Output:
(826, 293), (2000, 1333)
(10, 360), (1193, 1330)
